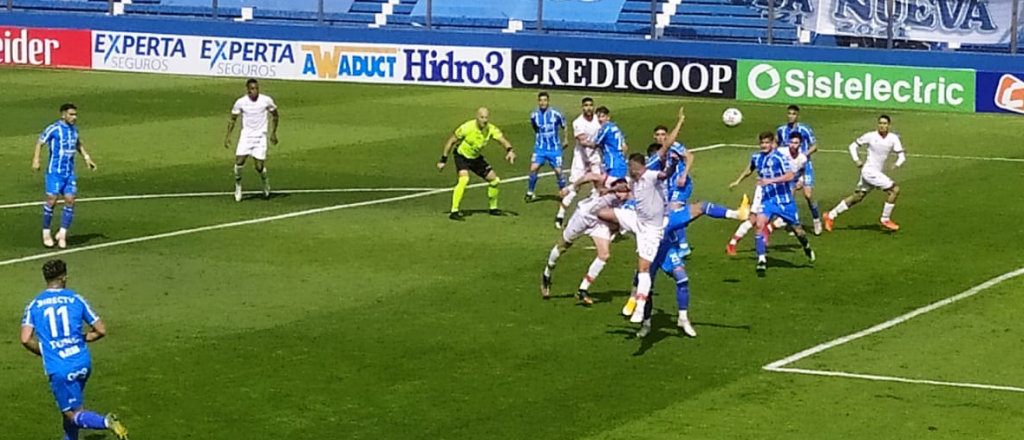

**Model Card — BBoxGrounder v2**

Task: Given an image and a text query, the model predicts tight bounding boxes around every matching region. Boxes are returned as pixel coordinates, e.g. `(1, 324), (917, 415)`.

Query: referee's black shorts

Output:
(454, 152), (493, 178)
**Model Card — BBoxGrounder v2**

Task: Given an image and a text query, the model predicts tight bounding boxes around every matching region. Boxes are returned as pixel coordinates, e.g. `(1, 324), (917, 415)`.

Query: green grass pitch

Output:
(2, 68), (1024, 439)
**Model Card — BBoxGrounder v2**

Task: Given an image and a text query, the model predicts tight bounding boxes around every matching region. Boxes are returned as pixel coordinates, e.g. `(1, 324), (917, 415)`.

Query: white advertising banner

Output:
(90, 30), (511, 88)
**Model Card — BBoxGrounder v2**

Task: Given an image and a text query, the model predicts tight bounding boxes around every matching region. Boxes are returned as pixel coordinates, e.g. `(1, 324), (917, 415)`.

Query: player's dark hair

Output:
(42, 259), (67, 282)
(647, 143), (661, 157)
(789, 132), (803, 141)
(595, 106), (610, 115)
(581, 97), (593, 105)
(758, 131), (775, 141)
(653, 125), (668, 133)
(610, 178), (628, 187)
(246, 78), (259, 86)
(628, 153), (646, 165)
(60, 103), (76, 113)
(879, 114), (891, 123)
(787, 105), (800, 113)
(537, 91), (549, 99)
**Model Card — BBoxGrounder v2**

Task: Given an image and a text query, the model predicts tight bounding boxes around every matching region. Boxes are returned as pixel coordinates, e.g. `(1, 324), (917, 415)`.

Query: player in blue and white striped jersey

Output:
(32, 104), (98, 250)
(526, 92), (568, 203)
(753, 131), (815, 276)
(776, 105), (823, 235)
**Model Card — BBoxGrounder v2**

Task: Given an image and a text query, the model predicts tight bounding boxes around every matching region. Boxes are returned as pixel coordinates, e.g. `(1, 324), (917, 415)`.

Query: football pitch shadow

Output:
(68, 233), (107, 246)
(605, 309), (680, 356)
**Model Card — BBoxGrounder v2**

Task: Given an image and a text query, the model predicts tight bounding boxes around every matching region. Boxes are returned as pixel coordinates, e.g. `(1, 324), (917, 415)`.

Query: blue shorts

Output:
(762, 199), (801, 226)
(532, 150), (563, 169)
(45, 173), (78, 197)
(49, 365), (91, 412)
(606, 165), (627, 180)
(666, 204), (694, 234)
(802, 161), (815, 187)
(651, 239), (686, 275)
(668, 183), (693, 204)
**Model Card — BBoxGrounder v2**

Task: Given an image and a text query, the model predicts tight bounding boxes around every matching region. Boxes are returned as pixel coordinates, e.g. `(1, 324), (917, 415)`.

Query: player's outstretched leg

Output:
(542, 241), (570, 299)
(824, 191), (865, 231)
(65, 409), (128, 440)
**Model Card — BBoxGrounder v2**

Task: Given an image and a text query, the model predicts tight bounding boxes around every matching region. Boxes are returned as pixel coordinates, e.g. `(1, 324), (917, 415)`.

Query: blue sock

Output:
(702, 201), (729, 219)
(556, 174), (566, 190)
(810, 201), (821, 219)
(527, 173), (538, 194)
(632, 270), (639, 288)
(675, 275), (690, 311)
(61, 206), (74, 229)
(63, 417), (80, 440)
(755, 231), (766, 257)
(43, 204), (54, 229)
(643, 292), (654, 320)
(675, 226), (688, 247)
(73, 411), (107, 430)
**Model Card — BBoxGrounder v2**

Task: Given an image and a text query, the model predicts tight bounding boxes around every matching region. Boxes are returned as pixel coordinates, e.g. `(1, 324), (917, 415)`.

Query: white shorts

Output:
(236, 134), (268, 160)
(856, 169), (895, 192)
(569, 147), (603, 184)
(613, 208), (663, 262)
(562, 213), (612, 243)
(751, 185), (764, 215)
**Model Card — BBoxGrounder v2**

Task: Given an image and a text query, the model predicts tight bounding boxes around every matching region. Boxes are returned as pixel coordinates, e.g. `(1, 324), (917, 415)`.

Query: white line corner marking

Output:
(763, 267), (1024, 393)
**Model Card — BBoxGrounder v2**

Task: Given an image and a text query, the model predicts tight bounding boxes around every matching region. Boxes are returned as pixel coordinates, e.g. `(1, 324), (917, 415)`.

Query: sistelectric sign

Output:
(738, 59), (975, 112)
(0, 27), (91, 68)
(91, 30), (511, 88)
(513, 50), (736, 98)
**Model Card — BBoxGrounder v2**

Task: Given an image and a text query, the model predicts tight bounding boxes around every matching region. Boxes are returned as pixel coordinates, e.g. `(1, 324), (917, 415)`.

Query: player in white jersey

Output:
(596, 148), (670, 325)
(541, 179), (629, 305)
(823, 115), (906, 232)
(556, 97), (603, 229)
(224, 78), (279, 202)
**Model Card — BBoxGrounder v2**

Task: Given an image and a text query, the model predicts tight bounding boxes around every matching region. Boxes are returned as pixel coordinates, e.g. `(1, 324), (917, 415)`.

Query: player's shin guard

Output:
(73, 411), (108, 430)
(43, 204), (54, 229)
(810, 201), (821, 219)
(61, 206), (74, 229)
(579, 257), (606, 290)
(451, 175), (469, 212)
(881, 202), (896, 221)
(702, 201), (738, 219)
(829, 200), (849, 219)
(527, 173), (538, 194)
(755, 230), (767, 257)
(487, 178), (501, 210)
(731, 220), (753, 243)
(63, 417), (80, 440)
(675, 273), (690, 311)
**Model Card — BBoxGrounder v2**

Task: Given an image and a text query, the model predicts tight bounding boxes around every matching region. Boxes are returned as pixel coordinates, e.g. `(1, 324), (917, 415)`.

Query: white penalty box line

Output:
(0, 144), (730, 268)
(763, 267), (1024, 394)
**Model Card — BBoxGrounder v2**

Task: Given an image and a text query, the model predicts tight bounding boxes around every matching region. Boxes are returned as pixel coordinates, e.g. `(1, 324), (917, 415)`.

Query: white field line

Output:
(768, 367), (1024, 394)
(0, 144), (729, 268)
(763, 267), (1024, 392)
(0, 187), (440, 210)
(720, 143), (1024, 163)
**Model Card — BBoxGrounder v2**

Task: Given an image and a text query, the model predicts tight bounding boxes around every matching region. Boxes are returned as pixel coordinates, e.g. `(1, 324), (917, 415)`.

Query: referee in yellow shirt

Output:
(437, 107), (516, 220)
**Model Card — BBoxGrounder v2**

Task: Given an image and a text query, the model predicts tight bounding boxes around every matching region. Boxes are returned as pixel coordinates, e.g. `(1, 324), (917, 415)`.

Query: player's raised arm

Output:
(76, 138), (97, 170)
(660, 106), (686, 161)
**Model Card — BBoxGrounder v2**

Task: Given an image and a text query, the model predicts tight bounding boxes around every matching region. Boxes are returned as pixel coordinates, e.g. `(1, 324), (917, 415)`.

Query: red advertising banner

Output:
(0, 27), (91, 68)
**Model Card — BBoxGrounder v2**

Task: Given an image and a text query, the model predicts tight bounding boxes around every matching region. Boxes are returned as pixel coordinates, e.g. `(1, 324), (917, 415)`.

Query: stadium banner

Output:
(0, 27), (91, 69)
(90, 30), (511, 88)
(512, 50), (737, 98)
(975, 71), (1024, 115)
(737, 59), (975, 112)
(803, 0), (1024, 45)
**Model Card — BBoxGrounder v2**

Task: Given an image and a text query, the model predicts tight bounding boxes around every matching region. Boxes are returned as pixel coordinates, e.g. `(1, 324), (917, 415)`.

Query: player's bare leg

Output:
(630, 257), (654, 323)
(823, 191), (867, 231)
(42, 194), (58, 248)
(254, 158), (270, 199)
(879, 184), (900, 231)
(788, 224), (816, 263)
(233, 155), (248, 202)
(552, 166), (566, 228)
(60, 408), (128, 440)
(484, 170), (502, 216)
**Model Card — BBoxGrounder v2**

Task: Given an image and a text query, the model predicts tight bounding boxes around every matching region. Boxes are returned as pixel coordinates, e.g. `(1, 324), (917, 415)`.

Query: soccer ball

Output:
(722, 108), (743, 127)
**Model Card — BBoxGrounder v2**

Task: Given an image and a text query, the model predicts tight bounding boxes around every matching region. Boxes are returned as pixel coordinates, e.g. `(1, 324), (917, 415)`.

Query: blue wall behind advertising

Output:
(975, 71), (1024, 114)
(2, 12), (1024, 73)
(410, 0), (627, 24)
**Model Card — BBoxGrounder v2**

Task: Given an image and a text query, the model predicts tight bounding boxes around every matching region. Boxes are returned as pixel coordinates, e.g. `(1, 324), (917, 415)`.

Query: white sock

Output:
(546, 246), (560, 268)
(830, 200), (849, 218)
(772, 217), (787, 229)
(556, 206), (566, 219)
(636, 272), (651, 298)
(561, 188), (576, 210)
(731, 221), (754, 243)
(233, 164), (242, 182)
(678, 309), (689, 321)
(260, 167), (268, 181)
(726, 209), (740, 220)
(579, 258), (606, 290)
(881, 202), (895, 221)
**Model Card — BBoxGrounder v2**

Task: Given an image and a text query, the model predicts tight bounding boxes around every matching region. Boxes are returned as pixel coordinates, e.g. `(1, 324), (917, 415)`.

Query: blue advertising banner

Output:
(976, 71), (1024, 115)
